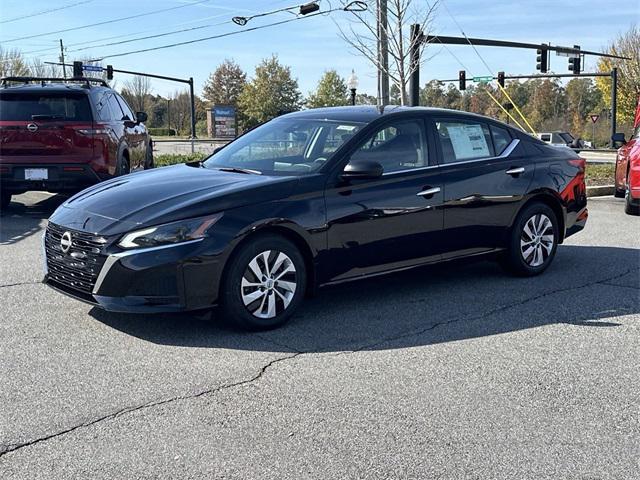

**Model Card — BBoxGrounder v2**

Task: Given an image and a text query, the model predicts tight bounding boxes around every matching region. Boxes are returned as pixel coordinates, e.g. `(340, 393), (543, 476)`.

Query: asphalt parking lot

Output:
(0, 192), (638, 479)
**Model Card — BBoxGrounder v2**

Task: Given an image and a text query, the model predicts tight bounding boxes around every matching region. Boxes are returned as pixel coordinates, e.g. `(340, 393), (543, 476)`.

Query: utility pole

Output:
(59, 39), (67, 78)
(377, 0), (389, 106)
(610, 67), (617, 148)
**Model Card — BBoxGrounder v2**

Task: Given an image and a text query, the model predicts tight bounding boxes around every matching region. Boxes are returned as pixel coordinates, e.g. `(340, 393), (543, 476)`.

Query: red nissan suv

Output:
(0, 76), (153, 209)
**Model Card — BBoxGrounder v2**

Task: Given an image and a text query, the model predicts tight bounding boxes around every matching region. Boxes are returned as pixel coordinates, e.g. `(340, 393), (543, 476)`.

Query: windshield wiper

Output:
(217, 167), (262, 175)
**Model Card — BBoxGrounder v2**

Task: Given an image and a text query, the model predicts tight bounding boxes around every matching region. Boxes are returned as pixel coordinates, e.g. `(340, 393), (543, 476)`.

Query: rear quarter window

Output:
(0, 92), (92, 121)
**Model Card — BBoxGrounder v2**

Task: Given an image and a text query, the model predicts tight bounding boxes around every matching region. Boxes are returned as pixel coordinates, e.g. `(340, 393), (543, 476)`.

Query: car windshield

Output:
(203, 117), (364, 175)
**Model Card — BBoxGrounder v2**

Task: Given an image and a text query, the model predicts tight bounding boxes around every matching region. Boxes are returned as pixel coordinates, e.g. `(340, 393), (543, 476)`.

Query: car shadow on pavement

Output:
(0, 194), (67, 245)
(90, 244), (640, 354)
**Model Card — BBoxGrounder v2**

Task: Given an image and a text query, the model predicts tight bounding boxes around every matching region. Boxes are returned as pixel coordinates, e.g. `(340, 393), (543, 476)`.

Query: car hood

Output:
(49, 164), (298, 235)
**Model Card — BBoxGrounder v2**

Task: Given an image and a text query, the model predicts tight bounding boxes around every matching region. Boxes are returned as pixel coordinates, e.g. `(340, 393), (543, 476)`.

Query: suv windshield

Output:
(0, 91), (92, 121)
(203, 117), (363, 175)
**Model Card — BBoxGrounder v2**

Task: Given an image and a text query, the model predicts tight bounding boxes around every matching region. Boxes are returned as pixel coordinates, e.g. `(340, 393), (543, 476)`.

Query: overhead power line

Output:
(89, 1), (366, 61)
(1, 0), (211, 43)
(0, 0), (94, 25)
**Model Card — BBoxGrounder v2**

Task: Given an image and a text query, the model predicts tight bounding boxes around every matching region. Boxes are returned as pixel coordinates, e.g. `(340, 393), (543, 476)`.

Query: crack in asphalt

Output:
(0, 269), (635, 459)
(0, 281), (41, 289)
(0, 352), (301, 459)
(340, 268), (636, 354)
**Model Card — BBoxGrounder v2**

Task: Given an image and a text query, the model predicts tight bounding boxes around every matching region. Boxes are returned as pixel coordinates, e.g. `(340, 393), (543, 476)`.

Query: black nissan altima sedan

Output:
(43, 106), (588, 329)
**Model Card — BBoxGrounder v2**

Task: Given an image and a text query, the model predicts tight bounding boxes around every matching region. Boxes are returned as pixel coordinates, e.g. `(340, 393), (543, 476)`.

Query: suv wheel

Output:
(220, 234), (306, 330)
(500, 202), (559, 276)
(144, 144), (154, 169)
(1, 191), (11, 210)
(116, 153), (130, 176)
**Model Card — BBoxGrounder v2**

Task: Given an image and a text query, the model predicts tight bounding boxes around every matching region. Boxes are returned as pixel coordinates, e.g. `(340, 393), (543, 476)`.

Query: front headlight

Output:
(118, 213), (223, 249)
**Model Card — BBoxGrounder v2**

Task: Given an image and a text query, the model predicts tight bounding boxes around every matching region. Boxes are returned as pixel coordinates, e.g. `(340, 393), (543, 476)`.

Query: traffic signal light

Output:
(497, 71), (505, 88)
(568, 46), (581, 74)
(106, 65), (113, 80)
(72, 61), (83, 77)
(459, 70), (466, 90)
(536, 46), (548, 73)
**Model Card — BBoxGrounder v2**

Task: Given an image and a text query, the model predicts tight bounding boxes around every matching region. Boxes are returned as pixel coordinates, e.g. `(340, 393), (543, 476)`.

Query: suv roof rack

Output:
(0, 76), (109, 88)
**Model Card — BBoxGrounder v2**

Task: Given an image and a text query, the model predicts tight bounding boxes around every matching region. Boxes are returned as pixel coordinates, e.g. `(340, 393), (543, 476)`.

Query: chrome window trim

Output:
(380, 138), (520, 176)
(92, 238), (204, 294)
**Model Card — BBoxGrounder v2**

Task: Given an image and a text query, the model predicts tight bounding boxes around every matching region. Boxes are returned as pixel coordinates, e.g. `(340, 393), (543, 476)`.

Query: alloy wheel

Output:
(520, 213), (554, 267)
(241, 250), (297, 319)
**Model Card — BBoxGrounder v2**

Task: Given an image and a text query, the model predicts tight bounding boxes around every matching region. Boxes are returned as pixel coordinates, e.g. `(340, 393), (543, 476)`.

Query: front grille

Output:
(44, 222), (108, 295)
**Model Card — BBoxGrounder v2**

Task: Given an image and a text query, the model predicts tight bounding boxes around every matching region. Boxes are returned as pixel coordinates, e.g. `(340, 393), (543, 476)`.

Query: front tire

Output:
(220, 234), (307, 330)
(501, 202), (559, 276)
(625, 172), (640, 216)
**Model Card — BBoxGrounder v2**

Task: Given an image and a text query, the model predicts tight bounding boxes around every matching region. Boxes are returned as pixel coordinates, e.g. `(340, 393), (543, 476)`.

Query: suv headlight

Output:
(118, 213), (223, 249)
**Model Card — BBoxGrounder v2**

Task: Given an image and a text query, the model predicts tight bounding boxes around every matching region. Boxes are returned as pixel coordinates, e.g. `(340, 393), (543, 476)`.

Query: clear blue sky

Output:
(0, 0), (636, 98)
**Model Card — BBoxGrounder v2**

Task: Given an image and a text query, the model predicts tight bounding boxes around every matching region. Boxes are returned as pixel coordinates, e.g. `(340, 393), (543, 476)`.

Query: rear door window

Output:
(490, 125), (512, 155)
(115, 94), (135, 120)
(0, 92), (92, 121)
(107, 94), (124, 121)
(435, 120), (494, 164)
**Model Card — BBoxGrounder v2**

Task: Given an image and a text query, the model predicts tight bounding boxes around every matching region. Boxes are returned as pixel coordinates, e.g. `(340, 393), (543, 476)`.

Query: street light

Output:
(347, 69), (358, 106)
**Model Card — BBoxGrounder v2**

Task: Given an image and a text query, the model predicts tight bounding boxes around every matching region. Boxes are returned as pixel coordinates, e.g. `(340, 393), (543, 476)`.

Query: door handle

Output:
(506, 167), (525, 176)
(416, 187), (441, 197)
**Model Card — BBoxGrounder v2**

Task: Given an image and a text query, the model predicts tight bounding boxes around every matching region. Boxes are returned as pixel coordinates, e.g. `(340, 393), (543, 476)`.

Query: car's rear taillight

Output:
(76, 127), (110, 136)
(568, 158), (586, 172)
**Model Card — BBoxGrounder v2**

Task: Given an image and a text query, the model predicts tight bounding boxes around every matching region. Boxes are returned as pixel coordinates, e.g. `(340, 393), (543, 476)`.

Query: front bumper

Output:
(44, 235), (224, 313)
(1, 163), (103, 194)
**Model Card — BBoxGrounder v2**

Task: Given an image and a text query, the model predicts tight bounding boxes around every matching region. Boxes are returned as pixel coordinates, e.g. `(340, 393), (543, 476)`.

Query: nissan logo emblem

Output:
(60, 231), (72, 253)
(27, 123), (38, 133)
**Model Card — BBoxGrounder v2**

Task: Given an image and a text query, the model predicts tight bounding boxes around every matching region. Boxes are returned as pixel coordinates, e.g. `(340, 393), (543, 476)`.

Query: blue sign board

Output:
(82, 65), (104, 72)
(213, 105), (237, 138)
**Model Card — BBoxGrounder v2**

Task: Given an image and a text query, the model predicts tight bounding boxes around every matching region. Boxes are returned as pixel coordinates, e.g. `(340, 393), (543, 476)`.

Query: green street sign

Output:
(472, 76), (493, 83)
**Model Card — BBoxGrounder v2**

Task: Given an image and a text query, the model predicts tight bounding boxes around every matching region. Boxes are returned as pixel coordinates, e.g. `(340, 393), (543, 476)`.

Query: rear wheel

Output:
(144, 143), (154, 169)
(220, 234), (306, 330)
(500, 202), (559, 276)
(116, 153), (130, 176)
(0, 191), (11, 210)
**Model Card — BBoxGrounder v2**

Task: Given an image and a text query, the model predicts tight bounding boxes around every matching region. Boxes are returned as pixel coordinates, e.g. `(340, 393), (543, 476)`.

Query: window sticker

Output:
(447, 124), (490, 159)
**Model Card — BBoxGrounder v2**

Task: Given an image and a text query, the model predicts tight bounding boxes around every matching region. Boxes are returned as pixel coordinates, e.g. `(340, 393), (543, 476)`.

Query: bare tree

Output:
(338, 0), (438, 105)
(121, 75), (153, 113)
(0, 46), (30, 78)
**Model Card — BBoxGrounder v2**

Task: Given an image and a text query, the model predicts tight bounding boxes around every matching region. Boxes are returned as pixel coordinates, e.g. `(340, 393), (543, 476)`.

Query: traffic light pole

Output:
(409, 24), (421, 107)
(46, 62), (198, 145)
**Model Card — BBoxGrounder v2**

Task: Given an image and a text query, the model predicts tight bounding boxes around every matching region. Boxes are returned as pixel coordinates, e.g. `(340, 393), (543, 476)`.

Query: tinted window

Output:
(491, 125), (512, 155)
(350, 119), (427, 174)
(0, 92), (92, 121)
(94, 91), (112, 121)
(115, 94), (135, 120)
(436, 120), (494, 163)
(107, 94), (124, 121)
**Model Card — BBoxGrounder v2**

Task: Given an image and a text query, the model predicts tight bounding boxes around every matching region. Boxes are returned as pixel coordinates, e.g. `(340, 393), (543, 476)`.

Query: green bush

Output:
(155, 152), (208, 167)
(148, 128), (177, 136)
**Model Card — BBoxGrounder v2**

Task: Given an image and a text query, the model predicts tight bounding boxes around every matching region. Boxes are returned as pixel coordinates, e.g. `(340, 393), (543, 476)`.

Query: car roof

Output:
(280, 105), (516, 129)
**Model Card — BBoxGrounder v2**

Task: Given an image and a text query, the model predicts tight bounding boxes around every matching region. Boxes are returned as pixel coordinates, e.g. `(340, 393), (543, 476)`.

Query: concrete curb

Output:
(586, 185), (615, 197)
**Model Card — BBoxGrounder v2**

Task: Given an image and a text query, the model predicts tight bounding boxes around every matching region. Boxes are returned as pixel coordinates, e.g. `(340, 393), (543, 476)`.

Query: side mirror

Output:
(612, 132), (626, 147)
(341, 160), (383, 180)
(136, 111), (148, 123)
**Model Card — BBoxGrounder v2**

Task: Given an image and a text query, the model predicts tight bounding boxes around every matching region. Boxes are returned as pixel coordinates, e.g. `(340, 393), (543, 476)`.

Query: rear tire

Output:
(500, 202), (559, 277)
(116, 153), (130, 176)
(144, 143), (154, 169)
(220, 234), (306, 330)
(0, 191), (11, 210)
